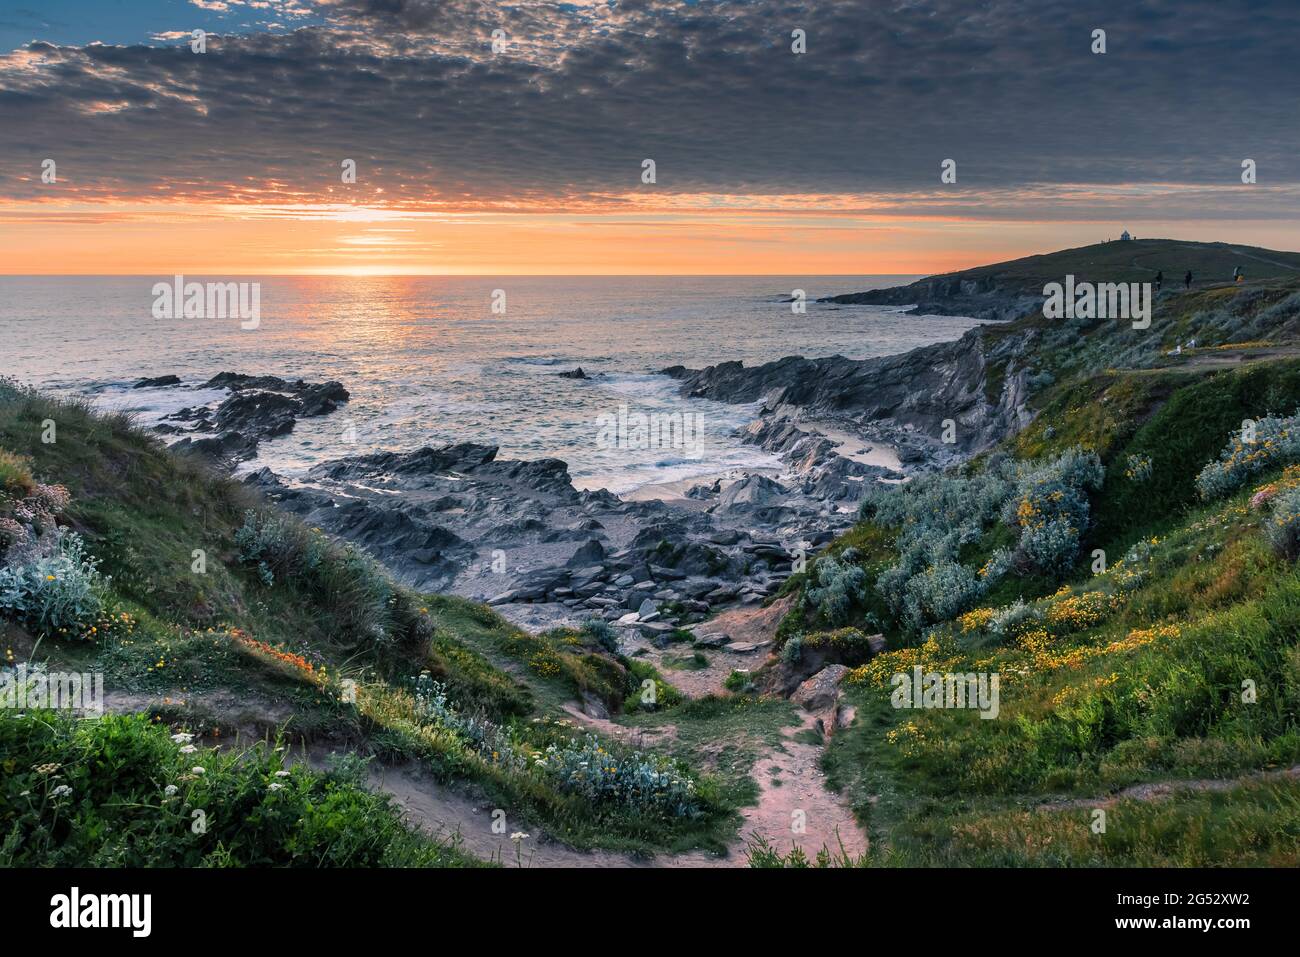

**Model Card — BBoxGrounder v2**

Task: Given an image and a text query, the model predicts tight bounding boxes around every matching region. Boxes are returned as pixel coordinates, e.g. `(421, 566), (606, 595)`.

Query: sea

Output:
(0, 276), (985, 493)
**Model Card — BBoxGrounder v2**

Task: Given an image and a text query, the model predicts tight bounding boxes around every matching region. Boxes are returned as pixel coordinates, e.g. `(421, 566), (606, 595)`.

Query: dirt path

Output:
(359, 597), (868, 868)
(101, 596), (869, 868)
(732, 710), (868, 861)
(1037, 765), (1300, 812)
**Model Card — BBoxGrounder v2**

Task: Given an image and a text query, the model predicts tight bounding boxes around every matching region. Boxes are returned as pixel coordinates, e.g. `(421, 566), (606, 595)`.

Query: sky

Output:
(1, 0), (1298, 275)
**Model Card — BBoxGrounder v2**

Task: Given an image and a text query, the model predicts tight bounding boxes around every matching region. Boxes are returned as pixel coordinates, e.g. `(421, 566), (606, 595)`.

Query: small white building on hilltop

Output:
(1120, 229), (1133, 240)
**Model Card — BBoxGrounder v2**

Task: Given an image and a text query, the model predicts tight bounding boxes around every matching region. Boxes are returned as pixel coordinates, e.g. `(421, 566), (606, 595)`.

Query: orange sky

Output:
(4, 200), (1300, 276)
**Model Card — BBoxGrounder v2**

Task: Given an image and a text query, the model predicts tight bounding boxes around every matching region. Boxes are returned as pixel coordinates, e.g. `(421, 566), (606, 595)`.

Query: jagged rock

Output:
(567, 539), (606, 567)
(794, 664), (849, 712)
(723, 640), (770, 654)
(718, 474), (787, 510)
(558, 367), (588, 380)
(580, 691), (609, 719)
(693, 632), (730, 648)
(637, 598), (659, 620)
(133, 375), (181, 388)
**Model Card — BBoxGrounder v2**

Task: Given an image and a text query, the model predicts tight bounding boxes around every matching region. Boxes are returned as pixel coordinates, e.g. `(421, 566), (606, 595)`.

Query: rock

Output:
(681, 578), (721, 598)
(718, 474), (788, 510)
(836, 704), (857, 729)
(567, 539), (606, 567)
(133, 375), (181, 388)
(558, 367), (588, 380)
(648, 564), (686, 580)
(866, 633), (887, 655)
(723, 640), (770, 654)
(637, 598), (659, 620)
(616, 613), (641, 625)
(693, 632), (729, 649)
(638, 621), (676, 638)
(794, 664), (849, 713)
(580, 691), (609, 720)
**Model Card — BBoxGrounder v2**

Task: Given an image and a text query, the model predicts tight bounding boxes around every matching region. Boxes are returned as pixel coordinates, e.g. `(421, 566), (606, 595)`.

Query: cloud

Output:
(0, 0), (1297, 217)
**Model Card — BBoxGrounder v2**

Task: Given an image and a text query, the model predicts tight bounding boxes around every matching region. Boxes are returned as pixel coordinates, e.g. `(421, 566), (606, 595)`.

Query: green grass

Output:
(0, 384), (745, 861)
(770, 280), (1300, 865)
(0, 709), (481, 867)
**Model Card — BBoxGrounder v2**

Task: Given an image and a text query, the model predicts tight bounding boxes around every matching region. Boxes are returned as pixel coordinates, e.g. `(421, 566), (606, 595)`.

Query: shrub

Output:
(0, 530), (106, 638)
(0, 710), (472, 867)
(1124, 453), (1153, 483)
(901, 559), (983, 630)
(581, 617), (619, 654)
(233, 508), (426, 652)
(988, 598), (1041, 639)
(780, 634), (804, 664)
(412, 675), (700, 817)
(1196, 411), (1300, 500)
(805, 550), (868, 625)
(723, 669), (755, 693)
(622, 659), (683, 712)
(1265, 486), (1300, 561)
(1008, 447), (1104, 575)
(865, 448), (1103, 633)
(0, 448), (35, 497)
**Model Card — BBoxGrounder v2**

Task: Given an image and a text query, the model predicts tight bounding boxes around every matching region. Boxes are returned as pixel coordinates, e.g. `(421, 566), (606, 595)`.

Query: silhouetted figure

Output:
(1234, 266), (1243, 283)
(1155, 270), (1163, 291)
(1185, 270), (1192, 289)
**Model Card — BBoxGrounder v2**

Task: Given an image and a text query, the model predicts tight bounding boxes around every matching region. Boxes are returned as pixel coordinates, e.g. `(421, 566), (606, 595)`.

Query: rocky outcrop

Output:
(244, 440), (820, 627)
(819, 274), (1041, 322)
(664, 319), (1038, 458)
(158, 372), (350, 470)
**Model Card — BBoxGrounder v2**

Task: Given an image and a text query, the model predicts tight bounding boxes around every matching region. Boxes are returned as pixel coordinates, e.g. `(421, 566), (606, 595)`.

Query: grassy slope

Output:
(924, 237), (1300, 289)
(782, 279), (1300, 866)
(0, 385), (743, 862)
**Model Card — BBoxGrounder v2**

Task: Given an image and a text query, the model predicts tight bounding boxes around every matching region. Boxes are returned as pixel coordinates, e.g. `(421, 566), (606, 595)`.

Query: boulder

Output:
(793, 664), (849, 713)
(133, 375), (181, 388)
(567, 539), (606, 567)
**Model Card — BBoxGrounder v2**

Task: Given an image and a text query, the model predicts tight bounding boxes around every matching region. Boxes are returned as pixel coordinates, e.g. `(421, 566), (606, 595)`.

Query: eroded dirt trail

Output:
(102, 595), (870, 868)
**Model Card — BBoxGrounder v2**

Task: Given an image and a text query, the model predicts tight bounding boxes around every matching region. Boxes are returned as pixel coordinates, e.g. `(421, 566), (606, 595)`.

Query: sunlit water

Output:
(0, 276), (984, 493)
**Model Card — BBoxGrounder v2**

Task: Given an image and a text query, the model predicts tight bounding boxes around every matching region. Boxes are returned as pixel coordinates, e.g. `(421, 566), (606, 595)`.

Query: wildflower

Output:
(164, 784), (179, 797)
(179, 745), (197, 754)
(510, 832), (529, 842)
(274, 770), (290, 777)
(268, 783), (284, 792)
(191, 766), (205, 775)
(51, 784), (72, 798)
(171, 732), (194, 744)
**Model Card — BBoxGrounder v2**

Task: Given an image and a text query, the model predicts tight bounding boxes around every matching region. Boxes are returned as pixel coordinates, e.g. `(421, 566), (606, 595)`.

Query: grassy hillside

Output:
(0, 381), (747, 864)
(918, 238), (1300, 290)
(769, 277), (1300, 866)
